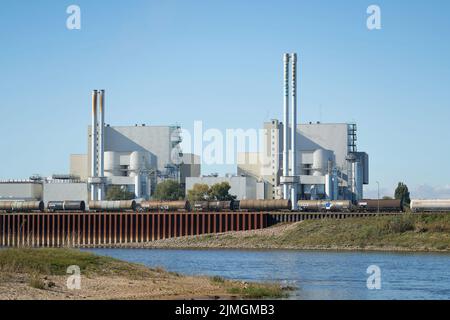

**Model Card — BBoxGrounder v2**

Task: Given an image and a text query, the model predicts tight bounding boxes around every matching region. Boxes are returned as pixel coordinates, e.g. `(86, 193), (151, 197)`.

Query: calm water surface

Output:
(86, 248), (450, 300)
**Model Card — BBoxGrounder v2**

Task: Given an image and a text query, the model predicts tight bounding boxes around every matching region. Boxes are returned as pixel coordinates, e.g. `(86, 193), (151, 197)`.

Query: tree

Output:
(187, 184), (210, 202)
(395, 182), (410, 205)
(382, 196), (393, 200)
(208, 182), (236, 201)
(106, 185), (135, 201)
(153, 180), (184, 200)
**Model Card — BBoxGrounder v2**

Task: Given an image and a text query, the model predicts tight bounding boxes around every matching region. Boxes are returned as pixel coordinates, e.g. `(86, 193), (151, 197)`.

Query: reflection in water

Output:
(86, 249), (450, 300)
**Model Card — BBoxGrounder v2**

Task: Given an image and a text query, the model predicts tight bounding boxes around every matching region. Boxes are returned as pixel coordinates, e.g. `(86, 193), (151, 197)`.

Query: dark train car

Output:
(357, 199), (403, 212)
(140, 200), (190, 212)
(88, 200), (137, 212)
(239, 199), (291, 211)
(47, 201), (86, 212)
(0, 201), (45, 213)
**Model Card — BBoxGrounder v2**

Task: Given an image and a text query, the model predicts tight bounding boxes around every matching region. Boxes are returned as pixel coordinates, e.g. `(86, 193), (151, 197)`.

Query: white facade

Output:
(42, 181), (88, 206)
(0, 181), (43, 201)
(87, 125), (183, 175)
(238, 121), (369, 201)
(0, 179), (88, 205)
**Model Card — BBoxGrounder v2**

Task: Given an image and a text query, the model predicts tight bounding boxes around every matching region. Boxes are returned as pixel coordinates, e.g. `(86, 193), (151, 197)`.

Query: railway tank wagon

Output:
(357, 199), (403, 212)
(239, 199), (291, 211)
(297, 200), (352, 212)
(47, 201), (86, 212)
(0, 201), (45, 213)
(410, 199), (450, 213)
(193, 201), (236, 212)
(140, 200), (190, 212)
(88, 200), (137, 212)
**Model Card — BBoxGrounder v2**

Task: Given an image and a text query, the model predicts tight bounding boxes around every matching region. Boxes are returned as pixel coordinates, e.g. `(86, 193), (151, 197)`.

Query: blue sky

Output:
(0, 0), (449, 198)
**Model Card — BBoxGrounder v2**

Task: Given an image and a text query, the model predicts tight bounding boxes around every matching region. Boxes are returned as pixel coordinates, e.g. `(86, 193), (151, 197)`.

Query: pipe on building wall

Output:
(91, 90), (98, 201)
(134, 175), (140, 198)
(282, 53), (290, 200)
(290, 53), (298, 210)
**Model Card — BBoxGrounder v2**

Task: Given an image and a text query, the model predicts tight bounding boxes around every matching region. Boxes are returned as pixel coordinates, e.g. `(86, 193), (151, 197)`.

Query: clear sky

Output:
(0, 0), (449, 198)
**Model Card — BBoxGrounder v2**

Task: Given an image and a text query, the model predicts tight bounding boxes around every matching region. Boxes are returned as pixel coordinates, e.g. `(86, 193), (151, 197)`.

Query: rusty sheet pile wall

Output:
(0, 212), (268, 248)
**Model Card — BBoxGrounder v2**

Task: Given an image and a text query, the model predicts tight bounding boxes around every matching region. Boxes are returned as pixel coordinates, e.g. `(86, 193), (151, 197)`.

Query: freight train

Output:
(0, 198), (449, 213)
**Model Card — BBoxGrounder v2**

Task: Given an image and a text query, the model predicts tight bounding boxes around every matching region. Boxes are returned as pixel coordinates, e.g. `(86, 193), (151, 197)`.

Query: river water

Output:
(86, 248), (450, 300)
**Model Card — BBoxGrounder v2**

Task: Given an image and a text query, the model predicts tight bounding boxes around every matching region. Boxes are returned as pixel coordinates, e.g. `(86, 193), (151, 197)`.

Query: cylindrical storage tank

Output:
(140, 200), (190, 212)
(297, 200), (321, 212)
(239, 199), (291, 211)
(0, 201), (45, 212)
(88, 200), (136, 212)
(129, 151), (149, 177)
(104, 151), (122, 177)
(357, 199), (403, 212)
(410, 199), (450, 213)
(313, 149), (334, 176)
(48, 201), (86, 212)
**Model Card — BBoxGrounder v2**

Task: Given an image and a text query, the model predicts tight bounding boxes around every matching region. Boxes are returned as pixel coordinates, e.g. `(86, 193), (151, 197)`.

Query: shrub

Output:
(383, 216), (415, 234)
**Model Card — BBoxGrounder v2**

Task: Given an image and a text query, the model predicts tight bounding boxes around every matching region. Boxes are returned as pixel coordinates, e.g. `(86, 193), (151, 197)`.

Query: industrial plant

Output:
(1, 53), (445, 214)
(0, 53), (369, 209)
(0, 53), (449, 249)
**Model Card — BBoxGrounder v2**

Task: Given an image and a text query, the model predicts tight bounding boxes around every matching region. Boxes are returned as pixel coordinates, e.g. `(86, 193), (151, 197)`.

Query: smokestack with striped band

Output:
(91, 90), (98, 201)
(283, 53), (290, 200)
(98, 90), (105, 200)
(290, 53), (298, 210)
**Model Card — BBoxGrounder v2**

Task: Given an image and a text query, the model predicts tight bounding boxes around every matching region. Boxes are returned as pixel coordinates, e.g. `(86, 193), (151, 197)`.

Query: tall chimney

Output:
(282, 53), (290, 200)
(91, 90), (99, 201)
(98, 90), (105, 200)
(290, 53), (298, 210)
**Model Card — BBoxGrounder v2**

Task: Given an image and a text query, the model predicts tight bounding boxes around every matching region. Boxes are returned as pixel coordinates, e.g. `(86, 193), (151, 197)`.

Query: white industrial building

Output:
(185, 175), (265, 200)
(237, 121), (369, 201)
(0, 176), (88, 207)
(70, 90), (200, 200)
(238, 53), (368, 205)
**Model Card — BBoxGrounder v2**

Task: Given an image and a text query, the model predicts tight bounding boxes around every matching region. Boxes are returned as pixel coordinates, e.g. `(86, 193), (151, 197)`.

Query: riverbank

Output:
(128, 214), (450, 252)
(0, 248), (289, 300)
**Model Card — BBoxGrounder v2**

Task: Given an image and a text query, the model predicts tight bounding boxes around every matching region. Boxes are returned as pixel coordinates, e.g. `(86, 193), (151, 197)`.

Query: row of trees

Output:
(105, 180), (235, 202)
(187, 182), (236, 202)
(154, 180), (235, 202)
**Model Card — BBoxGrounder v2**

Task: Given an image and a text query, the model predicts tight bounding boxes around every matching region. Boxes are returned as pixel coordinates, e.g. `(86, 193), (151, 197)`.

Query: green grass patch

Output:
(277, 213), (450, 251)
(180, 213), (450, 252)
(0, 248), (164, 279)
(227, 283), (289, 299)
(210, 275), (226, 284)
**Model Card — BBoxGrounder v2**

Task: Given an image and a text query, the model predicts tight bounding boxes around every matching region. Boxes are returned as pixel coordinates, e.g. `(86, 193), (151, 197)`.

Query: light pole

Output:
(376, 181), (380, 215)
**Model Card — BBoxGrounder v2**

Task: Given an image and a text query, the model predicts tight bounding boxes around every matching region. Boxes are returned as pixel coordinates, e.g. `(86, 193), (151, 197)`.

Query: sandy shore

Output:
(0, 272), (239, 300)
